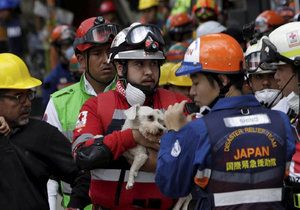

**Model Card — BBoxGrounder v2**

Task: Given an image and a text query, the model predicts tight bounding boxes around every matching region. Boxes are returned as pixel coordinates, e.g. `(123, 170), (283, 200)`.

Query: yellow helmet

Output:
(168, 62), (192, 86)
(138, 0), (159, 10)
(0, 53), (42, 89)
(159, 62), (175, 86)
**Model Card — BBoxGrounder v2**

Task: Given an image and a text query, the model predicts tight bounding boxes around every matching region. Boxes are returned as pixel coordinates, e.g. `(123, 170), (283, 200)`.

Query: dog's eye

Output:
(148, 115), (154, 121)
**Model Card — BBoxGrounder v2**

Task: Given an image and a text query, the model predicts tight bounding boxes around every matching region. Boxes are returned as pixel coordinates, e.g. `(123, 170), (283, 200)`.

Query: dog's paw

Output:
(126, 181), (134, 190)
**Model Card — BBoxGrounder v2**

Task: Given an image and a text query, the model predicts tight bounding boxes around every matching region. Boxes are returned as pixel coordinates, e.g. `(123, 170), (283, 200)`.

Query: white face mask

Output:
(287, 92), (299, 114)
(255, 89), (282, 107)
(63, 46), (74, 61)
(125, 83), (146, 106)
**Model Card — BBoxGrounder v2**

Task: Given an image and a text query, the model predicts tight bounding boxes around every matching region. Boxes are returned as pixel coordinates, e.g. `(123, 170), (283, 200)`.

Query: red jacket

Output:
(73, 87), (189, 209)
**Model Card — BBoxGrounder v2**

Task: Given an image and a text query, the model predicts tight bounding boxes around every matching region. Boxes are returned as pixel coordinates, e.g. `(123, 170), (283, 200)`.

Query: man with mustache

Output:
(43, 16), (120, 210)
(72, 22), (190, 210)
(0, 53), (89, 210)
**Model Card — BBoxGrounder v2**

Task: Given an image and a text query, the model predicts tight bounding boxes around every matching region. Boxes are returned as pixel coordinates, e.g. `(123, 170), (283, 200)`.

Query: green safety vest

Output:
(51, 75), (116, 209)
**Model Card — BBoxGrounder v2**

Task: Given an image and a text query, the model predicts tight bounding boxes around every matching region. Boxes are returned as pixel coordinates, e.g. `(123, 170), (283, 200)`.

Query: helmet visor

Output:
(125, 24), (165, 46)
(245, 51), (277, 73)
(74, 24), (121, 48)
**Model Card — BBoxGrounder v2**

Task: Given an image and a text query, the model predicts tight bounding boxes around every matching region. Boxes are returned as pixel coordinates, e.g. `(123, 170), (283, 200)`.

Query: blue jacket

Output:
(156, 95), (295, 208)
(42, 63), (74, 106)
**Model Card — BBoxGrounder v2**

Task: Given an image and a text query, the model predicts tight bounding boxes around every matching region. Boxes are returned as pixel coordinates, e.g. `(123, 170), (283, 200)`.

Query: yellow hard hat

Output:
(138, 0), (159, 10)
(159, 62), (175, 86)
(0, 53), (42, 89)
(168, 62), (192, 86)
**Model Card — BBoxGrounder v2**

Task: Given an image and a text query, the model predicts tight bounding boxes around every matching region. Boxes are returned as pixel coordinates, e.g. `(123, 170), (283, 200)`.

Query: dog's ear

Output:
(124, 104), (140, 120)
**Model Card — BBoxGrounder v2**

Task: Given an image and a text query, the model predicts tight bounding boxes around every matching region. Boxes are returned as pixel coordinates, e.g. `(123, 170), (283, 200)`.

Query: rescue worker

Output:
(192, 0), (218, 25)
(255, 10), (285, 38)
(165, 62), (192, 98)
(98, 0), (117, 24)
(42, 25), (76, 107)
(166, 12), (194, 43)
(0, 53), (90, 210)
(138, 0), (164, 29)
(155, 34), (296, 210)
(244, 38), (281, 108)
(44, 16), (120, 210)
(0, 0), (24, 56)
(72, 22), (190, 210)
(258, 22), (300, 209)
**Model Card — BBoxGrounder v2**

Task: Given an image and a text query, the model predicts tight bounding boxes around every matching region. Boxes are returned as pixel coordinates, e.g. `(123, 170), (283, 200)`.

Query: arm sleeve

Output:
(45, 125), (90, 208)
(43, 98), (63, 131)
(72, 97), (136, 169)
(155, 119), (211, 198)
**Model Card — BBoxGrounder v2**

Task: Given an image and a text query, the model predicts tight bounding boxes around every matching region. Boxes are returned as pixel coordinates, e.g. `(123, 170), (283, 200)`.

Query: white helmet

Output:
(196, 20), (226, 37)
(109, 22), (165, 62)
(260, 22), (300, 66)
(244, 37), (276, 74)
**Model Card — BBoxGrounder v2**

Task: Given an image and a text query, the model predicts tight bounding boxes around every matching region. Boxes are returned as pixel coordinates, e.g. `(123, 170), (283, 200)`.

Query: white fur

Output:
(122, 104), (166, 190)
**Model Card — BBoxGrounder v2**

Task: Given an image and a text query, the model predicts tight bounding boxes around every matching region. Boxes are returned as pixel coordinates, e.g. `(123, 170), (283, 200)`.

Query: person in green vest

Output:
(43, 16), (121, 210)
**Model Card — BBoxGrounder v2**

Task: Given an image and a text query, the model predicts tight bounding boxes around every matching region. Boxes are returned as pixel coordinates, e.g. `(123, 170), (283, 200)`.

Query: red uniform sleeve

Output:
(72, 96), (136, 160)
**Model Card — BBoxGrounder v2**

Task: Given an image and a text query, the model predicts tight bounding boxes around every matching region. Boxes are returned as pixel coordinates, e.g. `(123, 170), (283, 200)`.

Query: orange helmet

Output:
(255, 10), (285, 34)
(50, 25), (75, 47)
(176, 34), (244, 76)
(73, 16), (120, 53)
(166, 13), (194, 35)
(99, 0), (116, 14)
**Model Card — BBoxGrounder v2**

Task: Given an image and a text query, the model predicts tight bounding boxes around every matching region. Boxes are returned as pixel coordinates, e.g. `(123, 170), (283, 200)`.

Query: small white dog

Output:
(122, 104), (166, 190)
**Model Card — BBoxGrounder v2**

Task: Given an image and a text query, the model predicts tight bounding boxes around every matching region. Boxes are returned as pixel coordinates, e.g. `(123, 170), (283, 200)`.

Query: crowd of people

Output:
(0, 0), (299, 210)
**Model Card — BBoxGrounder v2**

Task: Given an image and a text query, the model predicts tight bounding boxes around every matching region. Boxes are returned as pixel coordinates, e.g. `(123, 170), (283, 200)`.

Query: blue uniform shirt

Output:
(155, 95), (296, 198)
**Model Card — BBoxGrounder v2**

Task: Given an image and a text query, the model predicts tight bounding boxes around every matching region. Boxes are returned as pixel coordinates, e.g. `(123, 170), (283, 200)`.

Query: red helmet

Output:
(74, 16), (120, 53)
(50, 25), (75, 47)
(99, 0), (116, 14)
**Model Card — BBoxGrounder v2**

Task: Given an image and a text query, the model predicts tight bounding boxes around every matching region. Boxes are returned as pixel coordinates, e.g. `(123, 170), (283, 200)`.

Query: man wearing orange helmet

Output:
(166, 12), (194, 44)
(255, 10), (285, 37)
(42, 25), (76, 107)
(156, 34), (296, 209)
(43, 16), (120, 210)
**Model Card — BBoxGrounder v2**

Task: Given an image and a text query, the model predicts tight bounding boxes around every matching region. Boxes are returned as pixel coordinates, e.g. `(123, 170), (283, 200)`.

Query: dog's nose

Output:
(158, 128), (163, 133)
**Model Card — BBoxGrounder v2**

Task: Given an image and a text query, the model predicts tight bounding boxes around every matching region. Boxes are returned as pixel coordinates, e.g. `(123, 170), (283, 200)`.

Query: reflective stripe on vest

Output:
(72, 133), (95, 152)
(91, 169), (155, 183)
(210, 167), (283, 184)
(213, 187), (282, 207)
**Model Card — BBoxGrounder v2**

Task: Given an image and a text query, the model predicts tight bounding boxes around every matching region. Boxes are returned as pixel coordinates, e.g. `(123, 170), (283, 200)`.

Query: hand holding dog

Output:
(165, 100), (194, 131)
(0, 116), (10, 136)
(132, 129), (160, 150)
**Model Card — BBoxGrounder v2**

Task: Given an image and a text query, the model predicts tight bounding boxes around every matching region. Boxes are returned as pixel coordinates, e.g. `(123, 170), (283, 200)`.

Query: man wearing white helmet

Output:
(259, 21), (300, 209)
(72, 23), (189, 210)
(244, 38), (281, 108)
